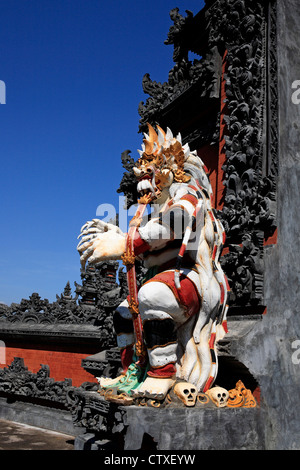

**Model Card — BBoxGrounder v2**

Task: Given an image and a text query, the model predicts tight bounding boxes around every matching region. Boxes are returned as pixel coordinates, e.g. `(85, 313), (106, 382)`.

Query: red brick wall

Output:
(1, 342), (99, 387)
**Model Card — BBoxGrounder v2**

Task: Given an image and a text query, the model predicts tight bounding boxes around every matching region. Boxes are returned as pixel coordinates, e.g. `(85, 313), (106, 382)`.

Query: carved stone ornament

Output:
(0, 357), (76, 407)
(227, 380), (257, 408)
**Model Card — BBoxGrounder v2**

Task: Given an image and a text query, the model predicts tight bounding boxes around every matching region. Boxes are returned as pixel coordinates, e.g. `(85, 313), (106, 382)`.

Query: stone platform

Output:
(72, 390), (265, 451)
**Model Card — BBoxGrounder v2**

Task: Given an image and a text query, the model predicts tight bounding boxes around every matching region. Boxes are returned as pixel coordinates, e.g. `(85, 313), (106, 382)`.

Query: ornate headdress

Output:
(136, 123), (191, 184)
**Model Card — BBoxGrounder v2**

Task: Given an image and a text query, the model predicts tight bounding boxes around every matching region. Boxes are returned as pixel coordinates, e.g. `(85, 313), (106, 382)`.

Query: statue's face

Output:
(133, 124), (190, 204)
(133, 163), (173, 203)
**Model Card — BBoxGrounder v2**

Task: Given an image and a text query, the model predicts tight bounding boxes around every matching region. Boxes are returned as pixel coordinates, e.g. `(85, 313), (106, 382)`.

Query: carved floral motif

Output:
(227, 380), (257, 408)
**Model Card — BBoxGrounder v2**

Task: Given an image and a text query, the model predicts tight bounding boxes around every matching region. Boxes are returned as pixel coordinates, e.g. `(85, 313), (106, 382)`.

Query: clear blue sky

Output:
(0, 0), (205, 305)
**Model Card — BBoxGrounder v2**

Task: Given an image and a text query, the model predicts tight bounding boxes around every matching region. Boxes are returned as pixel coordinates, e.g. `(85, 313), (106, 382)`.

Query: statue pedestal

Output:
(71, 391), (265, 451)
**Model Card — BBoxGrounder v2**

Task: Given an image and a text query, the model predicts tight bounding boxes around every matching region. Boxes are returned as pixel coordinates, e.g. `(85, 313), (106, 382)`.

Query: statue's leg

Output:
(113, 299), (135, 373)
(132, 276), (199, 399)
(98, 299), (135, 388)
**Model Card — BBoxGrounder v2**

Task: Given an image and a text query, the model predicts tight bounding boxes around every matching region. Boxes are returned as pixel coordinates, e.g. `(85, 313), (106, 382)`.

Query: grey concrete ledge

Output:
(122, 404), (266, 450)
(0, 396), (82, 436)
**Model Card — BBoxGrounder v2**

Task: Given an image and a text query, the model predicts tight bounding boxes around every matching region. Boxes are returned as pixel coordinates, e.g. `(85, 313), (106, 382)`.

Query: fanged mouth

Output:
(137, 169), (161, 204)
(137, 176), (162, 203)
(137, 176), (155, 195)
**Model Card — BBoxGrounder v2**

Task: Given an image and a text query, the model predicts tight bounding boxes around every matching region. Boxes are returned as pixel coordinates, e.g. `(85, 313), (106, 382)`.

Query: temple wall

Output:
(2, 340), (98, 387)
(226, 0), (300, 449)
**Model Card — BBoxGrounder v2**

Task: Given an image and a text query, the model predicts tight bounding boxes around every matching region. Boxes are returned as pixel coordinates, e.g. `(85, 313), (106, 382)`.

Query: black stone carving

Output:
(0, 357), (100, 416)
(0, 357), (74, 407)
(68, 389), (118, 434)
(138, 7), (222, 135)
(118, 0), (279, 309)
(210, 0), (278, 307)
(209, 0), (277, 240)
(221, 230), (265, 306)
(0, 261), (127, 332)
(117, 150), (139, 209)
(80, 349), (122, 381)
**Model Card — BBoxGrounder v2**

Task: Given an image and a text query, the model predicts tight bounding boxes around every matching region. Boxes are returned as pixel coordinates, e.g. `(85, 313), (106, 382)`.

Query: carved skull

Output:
(174, 382), (197, 407)
(207, 386), (229, 407)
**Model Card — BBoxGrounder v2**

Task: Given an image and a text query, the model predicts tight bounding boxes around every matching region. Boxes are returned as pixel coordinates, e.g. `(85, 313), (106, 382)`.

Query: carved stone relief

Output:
(0, 357), (74, 407)
(118, 0), (279, 309)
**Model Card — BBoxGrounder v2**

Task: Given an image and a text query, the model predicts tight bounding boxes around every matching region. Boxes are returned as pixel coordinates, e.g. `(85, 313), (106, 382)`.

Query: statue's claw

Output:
(77, 239), (91, 253)
(79, 245), (96, 269)
(77, 233), (97, 245)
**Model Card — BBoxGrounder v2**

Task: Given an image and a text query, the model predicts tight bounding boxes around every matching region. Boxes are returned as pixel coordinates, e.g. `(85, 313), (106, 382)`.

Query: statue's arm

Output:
(77, 186), (202, 269)
(133, 185), (202, 258)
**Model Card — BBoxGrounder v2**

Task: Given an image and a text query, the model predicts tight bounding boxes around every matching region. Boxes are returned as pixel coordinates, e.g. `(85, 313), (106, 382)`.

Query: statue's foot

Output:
(132, 376), (176, 400)
(97, 374), (125, 389)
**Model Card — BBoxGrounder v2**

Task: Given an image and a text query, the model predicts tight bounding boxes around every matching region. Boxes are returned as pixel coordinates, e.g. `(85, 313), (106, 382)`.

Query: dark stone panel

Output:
(224, 0), (300, 449)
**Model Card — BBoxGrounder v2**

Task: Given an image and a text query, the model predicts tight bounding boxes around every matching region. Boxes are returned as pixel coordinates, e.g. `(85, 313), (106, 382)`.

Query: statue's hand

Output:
(79, 218), (124, 237)
(77, 219), (126, 269)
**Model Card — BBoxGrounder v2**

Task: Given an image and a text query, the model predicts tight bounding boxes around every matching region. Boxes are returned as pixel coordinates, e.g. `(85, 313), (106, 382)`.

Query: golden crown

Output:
(136, 123), (191, 184)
